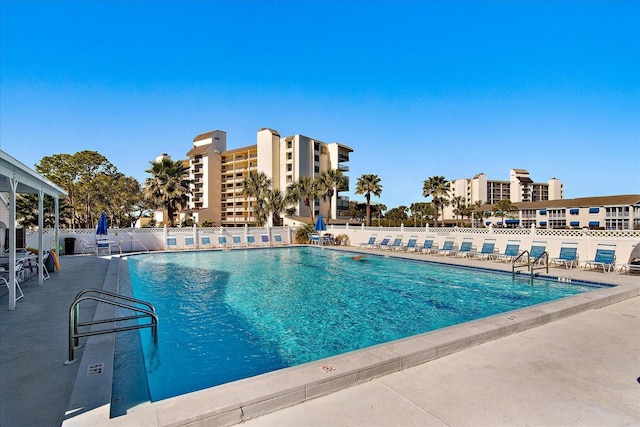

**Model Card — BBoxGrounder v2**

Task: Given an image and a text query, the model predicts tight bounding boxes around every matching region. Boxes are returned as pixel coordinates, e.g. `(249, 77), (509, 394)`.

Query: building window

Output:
(287, 164), (292, 172)
(287, 141), (292, 149)
(287, 153), (293, 160)
(314, 166), (320, 173)
(314, 142), (320, 151)
(314, 154), (320, 162)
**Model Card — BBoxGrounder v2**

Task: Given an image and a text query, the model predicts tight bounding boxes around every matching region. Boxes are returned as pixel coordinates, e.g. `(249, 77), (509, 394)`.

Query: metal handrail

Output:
(512, 250), (530, 276)
(119, 233), (151, 254)
(65, 289), (157, 365)
(531, 251), (549, 275)
(512, 250), (549, 277)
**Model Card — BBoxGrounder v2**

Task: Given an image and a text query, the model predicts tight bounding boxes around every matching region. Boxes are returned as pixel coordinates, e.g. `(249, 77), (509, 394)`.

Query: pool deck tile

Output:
(1, 247), (639, 427)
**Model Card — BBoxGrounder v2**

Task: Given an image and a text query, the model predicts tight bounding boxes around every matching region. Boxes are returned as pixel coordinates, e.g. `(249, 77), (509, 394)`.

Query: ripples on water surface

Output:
(127, 247), (595, 401)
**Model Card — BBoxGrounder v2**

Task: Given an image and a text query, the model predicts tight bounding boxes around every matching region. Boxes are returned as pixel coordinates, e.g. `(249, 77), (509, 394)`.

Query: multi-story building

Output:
(477, 195), (640, 230)
(180, 128), (352, 227)
(445, 169), (563, 220)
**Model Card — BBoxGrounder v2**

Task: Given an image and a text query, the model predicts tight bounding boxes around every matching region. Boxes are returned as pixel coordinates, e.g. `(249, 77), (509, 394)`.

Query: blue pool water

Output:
(126, 247), (599, 402)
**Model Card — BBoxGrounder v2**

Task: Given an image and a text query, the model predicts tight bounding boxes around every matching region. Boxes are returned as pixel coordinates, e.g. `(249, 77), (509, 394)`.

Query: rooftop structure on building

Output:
(175, 128), (352, 227)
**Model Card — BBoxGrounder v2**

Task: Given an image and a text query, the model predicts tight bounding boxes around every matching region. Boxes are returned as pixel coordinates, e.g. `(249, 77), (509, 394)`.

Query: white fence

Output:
(28, 224), (640, 268)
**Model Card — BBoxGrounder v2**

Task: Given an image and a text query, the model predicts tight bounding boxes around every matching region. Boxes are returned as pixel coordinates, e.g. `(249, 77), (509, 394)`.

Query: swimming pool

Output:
(123, 246), (600, 403)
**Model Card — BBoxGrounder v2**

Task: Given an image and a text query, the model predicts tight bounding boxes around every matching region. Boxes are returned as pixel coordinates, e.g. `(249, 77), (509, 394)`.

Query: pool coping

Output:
(62, 247), (640, 427)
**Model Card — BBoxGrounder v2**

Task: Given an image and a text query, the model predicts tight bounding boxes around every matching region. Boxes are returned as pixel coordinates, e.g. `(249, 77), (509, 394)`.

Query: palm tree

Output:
(386, 205), (408, 227)
(472, 201), (485, 227)
(317, 169), (347, 220)
(373, 203), (387, 226)
(422, 176), (449, 227)
(144, 158), (192, 227)
(243, 171), (272, 226)
(409, 202), (433, 227)
(355, 174), (383, 226)
(451, 196), (465, 226)
(287, 176), (319, 223)
(265, 188), (286, 226)
(493, 199), (519, 227)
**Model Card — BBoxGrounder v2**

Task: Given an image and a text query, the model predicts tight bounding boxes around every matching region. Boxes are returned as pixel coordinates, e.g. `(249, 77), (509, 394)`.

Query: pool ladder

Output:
(65, 288), (158, 364)
(512, 250), (549, 278)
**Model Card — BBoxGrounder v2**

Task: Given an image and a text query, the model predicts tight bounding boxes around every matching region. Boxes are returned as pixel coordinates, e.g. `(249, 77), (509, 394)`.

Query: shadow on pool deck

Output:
(1, 248), (639, 427)
(0, 255), (110, 427)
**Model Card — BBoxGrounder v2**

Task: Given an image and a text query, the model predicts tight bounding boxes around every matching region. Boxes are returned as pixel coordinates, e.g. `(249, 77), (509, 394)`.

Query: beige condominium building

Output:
(183, 128), (353, 227)
(444, 169), (564, 220)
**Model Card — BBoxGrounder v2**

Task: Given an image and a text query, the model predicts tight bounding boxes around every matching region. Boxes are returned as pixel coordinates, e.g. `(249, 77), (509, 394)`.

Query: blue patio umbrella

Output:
(314, 214), (327, 231)
(96, 211), (108, 236)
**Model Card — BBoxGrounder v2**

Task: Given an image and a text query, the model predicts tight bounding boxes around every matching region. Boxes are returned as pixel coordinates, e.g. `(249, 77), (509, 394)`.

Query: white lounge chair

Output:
(166, 236), (178, 250)
(217, 235), (230, 248)
(80, 238), (95, 254)
(232, 235), (243, 247)
(200, 235), (214, 249)
(550, 242), (579, 269)
(359, 235), (377, 249)
(582, 243), (616, 273)
(184, 236), (196, 250)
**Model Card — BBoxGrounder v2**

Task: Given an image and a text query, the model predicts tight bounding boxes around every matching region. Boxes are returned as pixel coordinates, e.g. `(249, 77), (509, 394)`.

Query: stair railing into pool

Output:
(65, 288), (158, 365)
(512, 251), (549, 278)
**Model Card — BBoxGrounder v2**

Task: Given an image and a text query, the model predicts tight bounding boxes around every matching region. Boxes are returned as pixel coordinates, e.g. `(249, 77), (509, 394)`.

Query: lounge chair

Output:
(583, 243), (616, 273)
(247, 235), (256, 246)
(419, 237), (437, 254)
(618, 244), (640, 274)
(375, 236), (392, 250)
(309, 233), (320, 245)
(260, 234), (270, 245)
(274, 234), (284, 245)
(384, 236), (403, 251)
(433, 238), (455, 256)
(402, 236), (419, 252)
(79, 238), (95, 255)
(471, 239), (497, 260)
(550, 242), (579, 269)
(452, 238), (475, 257)
(217, 235), (230, 248)
(359, 235), (377, 249)
(200, 235), (214, 249)
(516, 240), (547, 265)
(231, 235), (243, 247)
(528, 241), (547, 264)
(166, 236), (178, 250)
(184, 236), (196, 250)
(495, 240), (521, 263)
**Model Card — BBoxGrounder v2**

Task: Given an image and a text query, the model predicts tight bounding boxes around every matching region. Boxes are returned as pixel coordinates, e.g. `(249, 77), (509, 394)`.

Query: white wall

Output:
(29, 226), (640, 271)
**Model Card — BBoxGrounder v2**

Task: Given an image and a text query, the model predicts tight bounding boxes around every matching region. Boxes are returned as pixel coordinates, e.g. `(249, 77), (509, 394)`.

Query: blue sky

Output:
(2, 0), (639, 208)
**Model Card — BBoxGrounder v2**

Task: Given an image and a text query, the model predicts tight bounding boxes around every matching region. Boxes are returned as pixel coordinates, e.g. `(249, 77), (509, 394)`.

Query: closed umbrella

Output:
(314, 214), (326, 231)
(96, 211), (108, 236)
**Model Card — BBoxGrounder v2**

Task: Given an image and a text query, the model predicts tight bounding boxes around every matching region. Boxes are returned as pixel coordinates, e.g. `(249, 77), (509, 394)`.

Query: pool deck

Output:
(1, 247), (639, 426)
